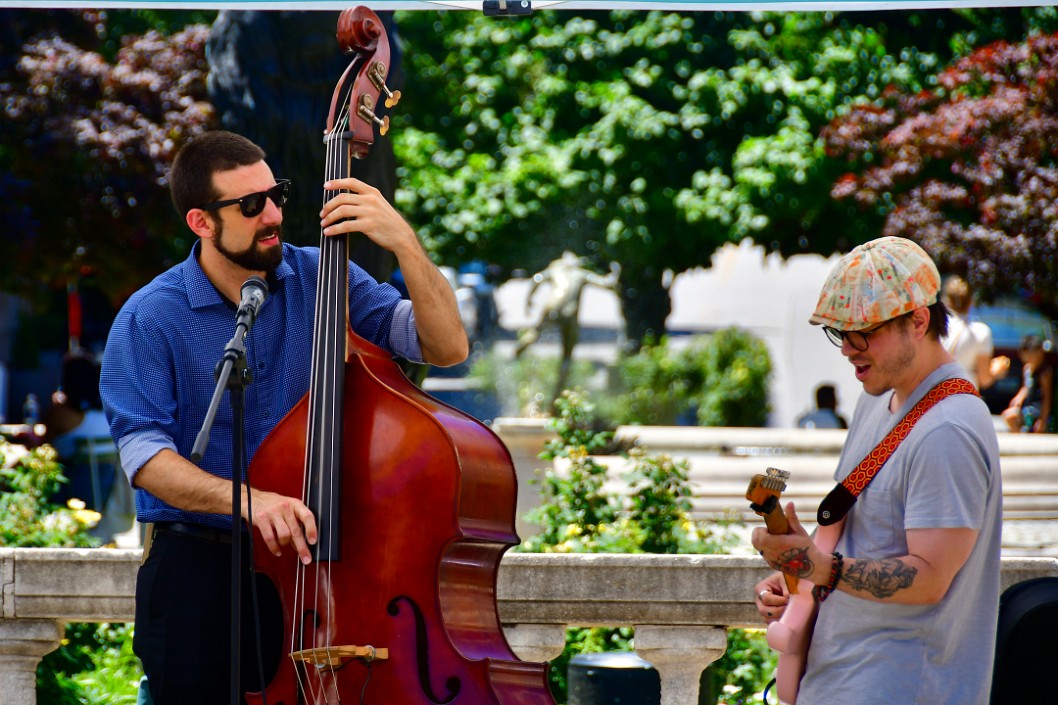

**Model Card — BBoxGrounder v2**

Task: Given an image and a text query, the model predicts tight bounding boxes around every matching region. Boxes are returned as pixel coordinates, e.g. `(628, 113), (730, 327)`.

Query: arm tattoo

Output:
(769, 547), (815, 579)
(842, 557), (917, 599)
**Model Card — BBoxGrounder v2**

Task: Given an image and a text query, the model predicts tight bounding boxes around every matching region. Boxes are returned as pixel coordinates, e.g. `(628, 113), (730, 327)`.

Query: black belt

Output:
(153, 521), (243, 544)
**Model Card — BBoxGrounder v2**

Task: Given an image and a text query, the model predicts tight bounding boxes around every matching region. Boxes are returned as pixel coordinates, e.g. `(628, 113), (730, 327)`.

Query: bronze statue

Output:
(515, 251), (620, 407)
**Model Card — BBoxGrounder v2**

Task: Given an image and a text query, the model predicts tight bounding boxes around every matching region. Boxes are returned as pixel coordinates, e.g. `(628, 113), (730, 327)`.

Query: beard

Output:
(214, 220), (284, 272)
(863, 329), (917, 397)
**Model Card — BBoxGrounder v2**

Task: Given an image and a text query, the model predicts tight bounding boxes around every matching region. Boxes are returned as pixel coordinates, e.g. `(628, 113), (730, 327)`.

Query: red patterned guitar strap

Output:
(817, 377), (979, 526)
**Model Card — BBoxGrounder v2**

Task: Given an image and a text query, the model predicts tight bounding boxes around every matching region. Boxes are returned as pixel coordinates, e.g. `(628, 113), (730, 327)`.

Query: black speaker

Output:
(569, 652), (660, 705)
(991, 576), (1058, 705)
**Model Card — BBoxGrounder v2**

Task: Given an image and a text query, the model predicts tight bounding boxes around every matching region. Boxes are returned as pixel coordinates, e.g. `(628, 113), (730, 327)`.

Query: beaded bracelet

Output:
(812, 551), (844, 603)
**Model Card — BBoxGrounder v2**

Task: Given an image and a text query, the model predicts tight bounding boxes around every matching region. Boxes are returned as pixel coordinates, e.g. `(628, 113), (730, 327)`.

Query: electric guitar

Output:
(746, 467), (841, 705)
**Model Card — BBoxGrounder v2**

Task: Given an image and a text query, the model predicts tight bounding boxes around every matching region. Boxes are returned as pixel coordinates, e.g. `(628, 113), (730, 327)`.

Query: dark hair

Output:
(927, 299), (949, 340)
(62, 352), (102, 410)
(815, 384), (837, 409)
(891, 299), (948, 341)
(169, 131), (267, 217)
(1020, 334), (1045, 353)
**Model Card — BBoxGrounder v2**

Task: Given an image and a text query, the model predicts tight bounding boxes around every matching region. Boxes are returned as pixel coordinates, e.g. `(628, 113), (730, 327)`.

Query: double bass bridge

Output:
(291, 644), (390, 669)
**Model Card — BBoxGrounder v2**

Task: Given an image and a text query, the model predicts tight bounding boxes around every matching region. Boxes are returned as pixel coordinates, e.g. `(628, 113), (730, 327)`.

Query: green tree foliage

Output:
(0, 10), (215, 308)
(824, 30), (1058, 320)
(392, 8), (1053, 345)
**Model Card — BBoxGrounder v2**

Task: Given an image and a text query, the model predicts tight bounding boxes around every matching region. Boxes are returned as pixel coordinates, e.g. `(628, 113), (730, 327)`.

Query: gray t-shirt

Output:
(797, 363), (1002, 705)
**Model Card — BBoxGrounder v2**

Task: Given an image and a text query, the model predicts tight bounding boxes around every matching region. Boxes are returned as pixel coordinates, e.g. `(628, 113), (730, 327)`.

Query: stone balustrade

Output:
(5, 423), (1053, 703)
(3, 548), (1057, 705)
(492, 420), (1058, 553)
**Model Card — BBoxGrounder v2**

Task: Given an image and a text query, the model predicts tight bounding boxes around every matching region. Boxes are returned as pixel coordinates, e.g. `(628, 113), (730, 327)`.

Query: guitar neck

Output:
(764, 503), (799, 594)
(762, 501), (790, 536)
(746, 468), (799, 595)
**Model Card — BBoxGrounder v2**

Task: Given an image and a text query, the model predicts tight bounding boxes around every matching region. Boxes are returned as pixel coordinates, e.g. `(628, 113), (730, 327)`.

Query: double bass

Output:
(246, 7), (557, 705)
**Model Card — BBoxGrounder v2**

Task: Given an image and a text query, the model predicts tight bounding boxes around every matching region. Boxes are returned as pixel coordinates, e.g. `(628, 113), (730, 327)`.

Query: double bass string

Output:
(295, 89), (358, 703)
(292, 124), (329, 701)
(320, 125), (342, 700)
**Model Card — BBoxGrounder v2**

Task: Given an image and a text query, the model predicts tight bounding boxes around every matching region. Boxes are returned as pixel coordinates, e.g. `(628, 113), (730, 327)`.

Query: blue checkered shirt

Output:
(100, 242), (422, 527)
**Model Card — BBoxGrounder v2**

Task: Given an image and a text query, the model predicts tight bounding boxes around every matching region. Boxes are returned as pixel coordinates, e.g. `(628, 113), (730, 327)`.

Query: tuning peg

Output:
(368, 61), (401, 108)
(357, 94), (390, 136)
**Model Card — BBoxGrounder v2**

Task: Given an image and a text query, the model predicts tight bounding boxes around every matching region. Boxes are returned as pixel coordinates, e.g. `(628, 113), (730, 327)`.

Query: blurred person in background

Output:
(941, 275), (1009, 391)
(796, 383), (848, 429)
(44, 350), (115, 511)
(1002, 334), (1053, 433)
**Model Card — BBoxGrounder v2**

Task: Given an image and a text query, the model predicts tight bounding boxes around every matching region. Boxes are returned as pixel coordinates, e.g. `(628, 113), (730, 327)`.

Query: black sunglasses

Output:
(822, 315), (903, 352)
(199, 180), (291, 218)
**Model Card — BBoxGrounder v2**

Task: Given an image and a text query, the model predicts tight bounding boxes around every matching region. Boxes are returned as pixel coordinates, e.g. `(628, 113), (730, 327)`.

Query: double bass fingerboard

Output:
(304, 104), (362, 563)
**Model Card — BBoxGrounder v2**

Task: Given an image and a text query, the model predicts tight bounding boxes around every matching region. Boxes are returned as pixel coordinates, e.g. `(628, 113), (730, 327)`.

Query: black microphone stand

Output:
(191, 303), (258, 705)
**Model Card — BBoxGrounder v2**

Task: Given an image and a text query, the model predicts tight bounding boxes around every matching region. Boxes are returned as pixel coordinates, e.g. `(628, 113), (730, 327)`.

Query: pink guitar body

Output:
(767, 521), (842, 705)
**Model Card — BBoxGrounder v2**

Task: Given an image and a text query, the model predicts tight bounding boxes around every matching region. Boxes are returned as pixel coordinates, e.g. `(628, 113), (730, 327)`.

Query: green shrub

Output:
(36, 623), (142, 705)
(693, 328), (772, 427)
(604, 327), (772, 427)
(518, 392), (773, 703)
(602, 338), (699, 426)
(521, 391), (620, 553)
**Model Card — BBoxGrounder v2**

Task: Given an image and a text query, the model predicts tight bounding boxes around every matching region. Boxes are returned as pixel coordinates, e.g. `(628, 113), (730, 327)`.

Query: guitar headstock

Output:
(746, 466), (790, 517)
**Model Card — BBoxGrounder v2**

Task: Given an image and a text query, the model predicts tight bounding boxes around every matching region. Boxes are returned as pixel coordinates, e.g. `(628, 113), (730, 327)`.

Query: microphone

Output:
(235, 275), (269, 333)
(191, 276), (269, 464)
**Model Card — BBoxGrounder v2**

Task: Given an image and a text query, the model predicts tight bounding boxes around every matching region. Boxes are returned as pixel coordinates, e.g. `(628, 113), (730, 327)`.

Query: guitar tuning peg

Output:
(368, 61), (402, 108)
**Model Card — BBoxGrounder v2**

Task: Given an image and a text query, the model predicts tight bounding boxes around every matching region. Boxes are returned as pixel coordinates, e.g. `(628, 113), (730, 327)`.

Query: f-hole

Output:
(387, 595), (461, 704)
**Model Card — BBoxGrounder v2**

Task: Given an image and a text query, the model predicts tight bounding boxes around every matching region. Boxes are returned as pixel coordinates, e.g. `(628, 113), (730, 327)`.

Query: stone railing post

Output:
(0, 619), (64, 705)
(491, 417), (555, 539)
(635, 625), (728, 705)
(502, 623), (567, 663)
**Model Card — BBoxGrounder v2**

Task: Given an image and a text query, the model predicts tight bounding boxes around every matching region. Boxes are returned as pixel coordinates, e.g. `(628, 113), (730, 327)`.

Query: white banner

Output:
(0, 0), (1047, 12)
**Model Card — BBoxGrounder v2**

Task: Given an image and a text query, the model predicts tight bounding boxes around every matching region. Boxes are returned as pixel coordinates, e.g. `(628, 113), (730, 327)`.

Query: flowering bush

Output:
(518, 391), (769, 703)
(0, 14), (215, 307)
(823, 32), (1058, 319)
(0, 437), (99, 548)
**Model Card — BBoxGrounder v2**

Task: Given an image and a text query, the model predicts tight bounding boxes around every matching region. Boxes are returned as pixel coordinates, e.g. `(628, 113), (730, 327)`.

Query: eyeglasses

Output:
(199, 180), (291, 218)
(822, 315), (903, 352)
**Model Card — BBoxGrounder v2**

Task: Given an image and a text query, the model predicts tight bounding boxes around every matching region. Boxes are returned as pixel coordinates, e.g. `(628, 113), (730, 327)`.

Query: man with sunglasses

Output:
(100, 130), (467, 705)
(751, 236), (1002, 705)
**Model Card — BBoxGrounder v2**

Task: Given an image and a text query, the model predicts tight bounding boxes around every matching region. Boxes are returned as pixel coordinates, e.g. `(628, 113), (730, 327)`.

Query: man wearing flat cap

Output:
(752, 237), (1002, 705)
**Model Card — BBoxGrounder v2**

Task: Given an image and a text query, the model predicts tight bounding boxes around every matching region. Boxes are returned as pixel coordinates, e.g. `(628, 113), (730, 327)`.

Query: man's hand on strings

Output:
(751, 502), (828, 586)
(248, 490), (318, 565)
(320, 177), (418, 256)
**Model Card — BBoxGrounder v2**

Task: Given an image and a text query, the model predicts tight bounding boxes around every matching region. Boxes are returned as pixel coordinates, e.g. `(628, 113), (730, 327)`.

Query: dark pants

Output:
(134, 525), (283, 705)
